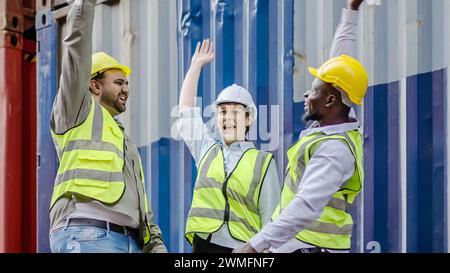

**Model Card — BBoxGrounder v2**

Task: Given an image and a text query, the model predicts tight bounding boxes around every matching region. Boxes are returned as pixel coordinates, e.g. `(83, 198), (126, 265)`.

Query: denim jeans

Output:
(50, 226), (142, 253)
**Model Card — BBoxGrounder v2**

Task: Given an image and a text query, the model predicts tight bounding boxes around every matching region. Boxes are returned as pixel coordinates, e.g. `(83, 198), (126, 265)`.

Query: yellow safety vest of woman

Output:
(272, 130), (364, 250)
(50, 99), (151, 245)
(185, 144), (273, 244)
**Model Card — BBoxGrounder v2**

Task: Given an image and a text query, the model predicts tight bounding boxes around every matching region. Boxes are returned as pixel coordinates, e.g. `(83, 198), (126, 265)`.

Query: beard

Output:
(113, 95), (126, 113)
(302, 109), (321, 122)
(101, 91), (127, 115)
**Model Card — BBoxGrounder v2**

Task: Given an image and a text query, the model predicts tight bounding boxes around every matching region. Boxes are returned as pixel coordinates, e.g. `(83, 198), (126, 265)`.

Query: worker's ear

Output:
(89, 79), (101, 95)
(325, 94), (336, 108)
(325, 86), (341, 108)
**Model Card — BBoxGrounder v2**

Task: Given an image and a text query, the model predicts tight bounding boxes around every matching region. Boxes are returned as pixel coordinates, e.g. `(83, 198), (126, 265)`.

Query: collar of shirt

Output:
(216, 140), (256, 176)
(299, 119), (360, 139)
(217, 140), (255, 153)
(114, 118), (125, 131)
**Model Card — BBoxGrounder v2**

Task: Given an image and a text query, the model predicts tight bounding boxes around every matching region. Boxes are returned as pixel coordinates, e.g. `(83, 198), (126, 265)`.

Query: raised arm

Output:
(234, 140), (355, 253)
(178, 39), (214, 111)
(329, 0), (363, 59)
(51, 0), (96, 134)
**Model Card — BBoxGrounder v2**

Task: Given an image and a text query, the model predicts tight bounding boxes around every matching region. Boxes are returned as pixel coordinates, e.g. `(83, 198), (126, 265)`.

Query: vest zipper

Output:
(219, 147), (256, 227)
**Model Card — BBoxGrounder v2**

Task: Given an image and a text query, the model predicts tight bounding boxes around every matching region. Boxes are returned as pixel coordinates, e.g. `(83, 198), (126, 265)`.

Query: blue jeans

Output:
(50, 226), (142, 253)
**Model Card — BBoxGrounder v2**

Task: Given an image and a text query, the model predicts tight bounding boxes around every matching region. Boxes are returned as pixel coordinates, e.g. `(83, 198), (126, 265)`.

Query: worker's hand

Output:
(233, 243), (258, 253)
(347, 0), (363, 10)
(191, 39), (215, 68)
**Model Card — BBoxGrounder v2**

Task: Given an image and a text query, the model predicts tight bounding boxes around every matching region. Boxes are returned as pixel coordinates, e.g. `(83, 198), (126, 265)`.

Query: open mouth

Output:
(223, 124), (236, 133)
(118, 94), (127, 104)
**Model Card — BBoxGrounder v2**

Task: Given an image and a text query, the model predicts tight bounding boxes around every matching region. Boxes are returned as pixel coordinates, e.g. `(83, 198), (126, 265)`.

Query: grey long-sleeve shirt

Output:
(50, 0), (166, 253)
(249, 8), (361, 253)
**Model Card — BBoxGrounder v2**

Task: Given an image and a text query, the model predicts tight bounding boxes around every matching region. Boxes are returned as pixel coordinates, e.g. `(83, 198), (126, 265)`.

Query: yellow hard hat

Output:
(91, 52), (131, 78)
(308, 55), (368, 105)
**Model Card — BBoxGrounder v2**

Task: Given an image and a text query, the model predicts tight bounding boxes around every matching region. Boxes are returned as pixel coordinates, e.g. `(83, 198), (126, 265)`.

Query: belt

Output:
(294, 247), (329, 254)
(66, 218), (140, 239)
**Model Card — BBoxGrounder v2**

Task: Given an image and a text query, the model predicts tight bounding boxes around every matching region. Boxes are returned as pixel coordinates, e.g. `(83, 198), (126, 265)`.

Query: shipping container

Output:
(35, 0), (450, 253)
(0, 0), (36, 253)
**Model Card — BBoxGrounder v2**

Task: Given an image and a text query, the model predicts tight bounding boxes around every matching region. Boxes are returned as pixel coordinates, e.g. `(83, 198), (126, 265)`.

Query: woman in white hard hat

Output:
(177, 39), (280, 253)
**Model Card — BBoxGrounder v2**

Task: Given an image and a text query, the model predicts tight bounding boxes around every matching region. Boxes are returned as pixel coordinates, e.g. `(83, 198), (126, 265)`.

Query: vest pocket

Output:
(78, 152), (114, 161)
(73, 152), (116, 187)
(78, 152), (114, 172)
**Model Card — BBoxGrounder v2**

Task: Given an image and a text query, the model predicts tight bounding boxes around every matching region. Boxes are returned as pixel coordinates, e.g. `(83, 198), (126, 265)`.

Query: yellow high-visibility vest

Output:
(272, 130), (363, 250)
(185, 144), (273, 244)
(50, 99), (151, 244)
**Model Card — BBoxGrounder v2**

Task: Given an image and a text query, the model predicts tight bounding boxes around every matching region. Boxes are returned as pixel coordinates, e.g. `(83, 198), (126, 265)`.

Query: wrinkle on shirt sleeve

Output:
(176, 107), (216, 165)
(250, 139), (355, 252)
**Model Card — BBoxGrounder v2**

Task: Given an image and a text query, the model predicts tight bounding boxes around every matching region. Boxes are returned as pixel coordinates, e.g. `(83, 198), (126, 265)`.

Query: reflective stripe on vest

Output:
(51, 101), (125, 207)
(273, 131), (363, 249)
(61, 140), (124, 160)
(50, 99), (151, 245)
(55, 169), (124, 185)
(188, 208), (259, 235)
(185, 144), (273, 244)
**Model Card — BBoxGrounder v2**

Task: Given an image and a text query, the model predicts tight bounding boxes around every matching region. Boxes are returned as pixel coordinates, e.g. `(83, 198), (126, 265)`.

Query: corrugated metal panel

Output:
(447, 66), (450, 253)
(36, 7), (58, 253)
(0, 0), (36, 253)
(36, 0), (450, 253)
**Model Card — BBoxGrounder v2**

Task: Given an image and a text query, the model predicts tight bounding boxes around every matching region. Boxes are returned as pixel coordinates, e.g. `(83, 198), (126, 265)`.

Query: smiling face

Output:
(216, 103), (252, 146)
(302, 78), (331, 122)
(90, 69), (129, 116)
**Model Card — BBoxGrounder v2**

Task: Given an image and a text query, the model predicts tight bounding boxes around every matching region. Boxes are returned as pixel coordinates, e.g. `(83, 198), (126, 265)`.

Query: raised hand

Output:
(179, 39), (215, 110)
(348, 0), (363, 10)
(191, 39), (215, 68)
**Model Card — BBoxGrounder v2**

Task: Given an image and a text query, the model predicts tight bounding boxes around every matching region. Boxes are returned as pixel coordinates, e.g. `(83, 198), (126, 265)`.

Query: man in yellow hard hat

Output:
(234, 0), (367, 253)
(48, 0), (167, 253)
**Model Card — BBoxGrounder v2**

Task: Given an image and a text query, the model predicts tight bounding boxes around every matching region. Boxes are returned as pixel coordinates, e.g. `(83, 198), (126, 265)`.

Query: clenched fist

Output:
(348, 0), (363, 10)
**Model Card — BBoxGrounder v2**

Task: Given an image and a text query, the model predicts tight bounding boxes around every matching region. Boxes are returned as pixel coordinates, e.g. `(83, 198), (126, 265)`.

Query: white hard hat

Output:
(213, 84), (257, 119)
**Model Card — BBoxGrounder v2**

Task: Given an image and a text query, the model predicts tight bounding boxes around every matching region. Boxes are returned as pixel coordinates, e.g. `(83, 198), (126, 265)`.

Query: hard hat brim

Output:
(308, 67), (325, 83)
(212, 100), (257, 117)
(92, 65), (132, 78)
(213, 100), (248, 107)
(115, 65), (132, 77)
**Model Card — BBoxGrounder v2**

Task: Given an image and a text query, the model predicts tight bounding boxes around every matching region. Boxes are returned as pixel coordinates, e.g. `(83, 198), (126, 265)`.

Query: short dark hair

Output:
(89, 71), (105, 93)
(328, 84), (351, 117)
(91, 71), (106, 82)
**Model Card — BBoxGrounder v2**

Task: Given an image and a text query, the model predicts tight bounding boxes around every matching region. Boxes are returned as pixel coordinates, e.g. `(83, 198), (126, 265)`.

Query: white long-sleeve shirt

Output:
(249, 8), (360, 253)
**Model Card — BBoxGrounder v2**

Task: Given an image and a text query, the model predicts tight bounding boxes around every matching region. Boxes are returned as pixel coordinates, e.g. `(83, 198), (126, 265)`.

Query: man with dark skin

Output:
(234, 0), (368, 253)
(303, 81), (352, 126)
